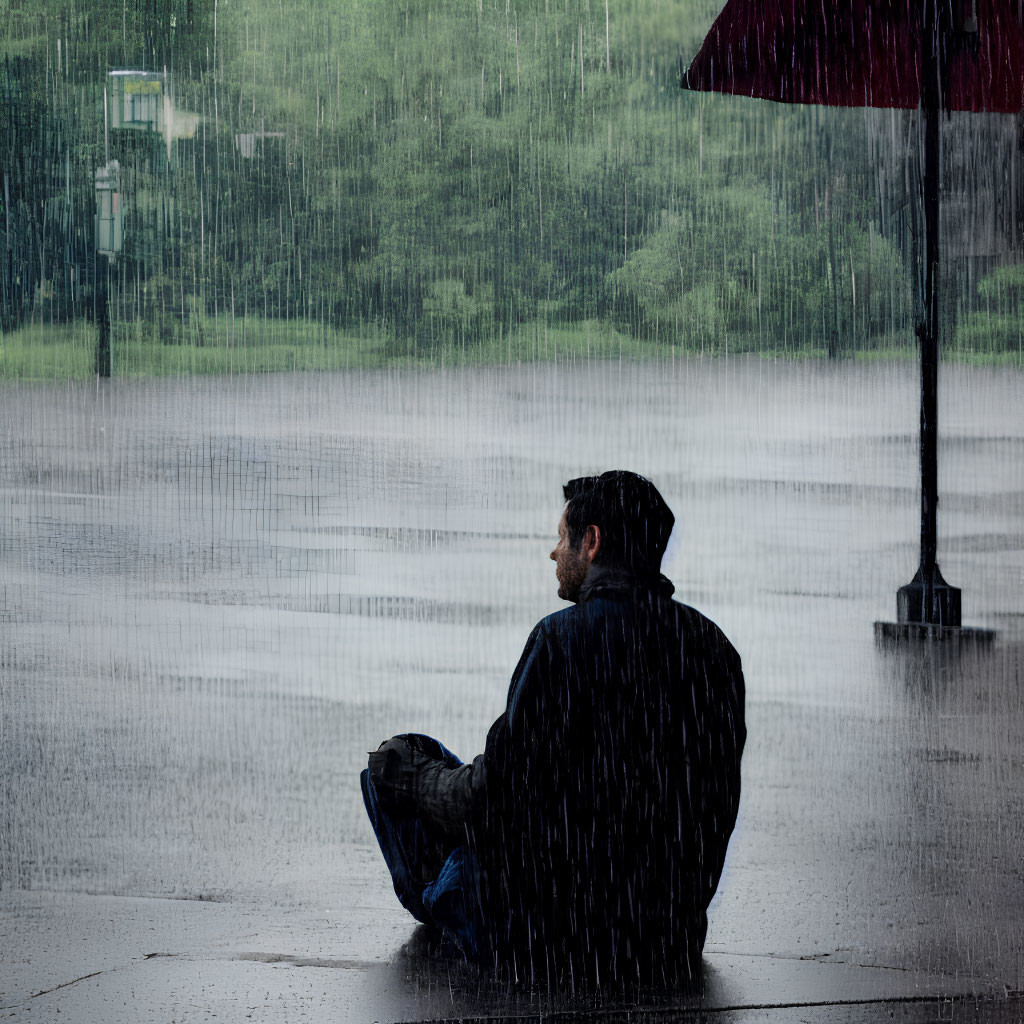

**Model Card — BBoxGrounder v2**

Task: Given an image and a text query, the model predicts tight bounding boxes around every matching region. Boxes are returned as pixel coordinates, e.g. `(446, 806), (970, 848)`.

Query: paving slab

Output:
(0, 882), (1017, 1024)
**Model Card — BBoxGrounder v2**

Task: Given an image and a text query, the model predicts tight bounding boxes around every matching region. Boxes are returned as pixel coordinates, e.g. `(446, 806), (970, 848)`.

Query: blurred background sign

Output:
(109, 70), (165, 133)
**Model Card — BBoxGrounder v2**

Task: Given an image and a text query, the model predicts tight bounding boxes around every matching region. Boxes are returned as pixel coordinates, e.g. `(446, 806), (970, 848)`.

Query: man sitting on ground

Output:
(362, 470), (745, 987)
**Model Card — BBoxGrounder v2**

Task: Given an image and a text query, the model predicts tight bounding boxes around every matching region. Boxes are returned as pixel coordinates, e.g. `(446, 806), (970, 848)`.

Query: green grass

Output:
(0, 321), (97, 380)
(952, 311), (1024, 363)
(113, 315), (393, 376)
(1, 316), (696, 380)
(414, 321), (677, 366)
(1, 316), (396, 380)
(945, 347), (1024, 368)
(1, 316), (1019, 382)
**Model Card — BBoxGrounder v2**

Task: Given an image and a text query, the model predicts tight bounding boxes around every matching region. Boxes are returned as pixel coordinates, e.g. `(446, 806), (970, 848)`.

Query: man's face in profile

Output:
(550, 506), (590, 602)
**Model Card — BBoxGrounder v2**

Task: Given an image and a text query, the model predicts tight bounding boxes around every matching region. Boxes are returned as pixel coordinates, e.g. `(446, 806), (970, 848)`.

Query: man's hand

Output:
(365, 735), (477, 842)
(366, 737), (420, 811)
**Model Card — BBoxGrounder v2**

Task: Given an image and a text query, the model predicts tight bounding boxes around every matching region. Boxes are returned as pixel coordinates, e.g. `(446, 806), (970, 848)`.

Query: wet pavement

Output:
(2, 358), (1024, 1022)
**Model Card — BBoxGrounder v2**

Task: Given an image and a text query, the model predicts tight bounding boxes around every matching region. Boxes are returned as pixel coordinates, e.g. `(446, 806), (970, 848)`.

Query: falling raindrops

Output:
(2, 0), (1024, 1018)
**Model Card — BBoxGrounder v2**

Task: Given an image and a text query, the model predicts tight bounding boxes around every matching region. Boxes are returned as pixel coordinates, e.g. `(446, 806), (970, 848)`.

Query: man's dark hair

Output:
(562, 470), (675, 570)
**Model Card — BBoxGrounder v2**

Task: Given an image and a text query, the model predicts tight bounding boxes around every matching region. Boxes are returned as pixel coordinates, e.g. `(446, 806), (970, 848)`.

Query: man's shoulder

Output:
(670, 600), (744, 679)
(672, 596), (738, 638)
(532, 605), (579, 637)
(531, 596), (738, 659)
(524, 604), (602, 651)
(534, 595), (723, 638)
(671, 597), (730, 633)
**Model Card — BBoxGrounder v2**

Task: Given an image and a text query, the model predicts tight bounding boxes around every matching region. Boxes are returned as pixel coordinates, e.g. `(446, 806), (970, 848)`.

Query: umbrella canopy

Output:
(683, 0), (1024, 113)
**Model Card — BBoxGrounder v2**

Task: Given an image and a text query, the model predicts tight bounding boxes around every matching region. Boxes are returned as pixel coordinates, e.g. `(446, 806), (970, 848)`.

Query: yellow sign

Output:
(124, 79), (162, 95)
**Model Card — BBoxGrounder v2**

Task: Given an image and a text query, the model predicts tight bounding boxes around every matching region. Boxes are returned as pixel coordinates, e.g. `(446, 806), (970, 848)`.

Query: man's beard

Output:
(557, 561), (589, 602)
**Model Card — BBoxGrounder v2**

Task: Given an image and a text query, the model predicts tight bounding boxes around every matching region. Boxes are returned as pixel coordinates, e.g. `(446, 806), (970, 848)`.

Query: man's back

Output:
(471, 567), (746, 986)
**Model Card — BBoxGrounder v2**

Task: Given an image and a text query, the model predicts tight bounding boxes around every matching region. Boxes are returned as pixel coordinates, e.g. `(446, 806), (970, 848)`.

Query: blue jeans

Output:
(360, 734), (485, 961)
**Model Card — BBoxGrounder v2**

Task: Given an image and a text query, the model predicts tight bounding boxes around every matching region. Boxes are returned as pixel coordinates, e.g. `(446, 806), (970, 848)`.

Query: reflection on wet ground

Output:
(2, 356), (1024, 1020)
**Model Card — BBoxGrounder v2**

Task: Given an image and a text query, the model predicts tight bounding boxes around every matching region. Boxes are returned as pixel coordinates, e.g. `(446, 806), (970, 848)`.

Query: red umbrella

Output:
(683, 0), (1024, 633)
(684, 0), (1024, 111)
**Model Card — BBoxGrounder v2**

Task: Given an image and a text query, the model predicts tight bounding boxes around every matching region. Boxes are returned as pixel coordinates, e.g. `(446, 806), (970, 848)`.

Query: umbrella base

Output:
(877, 563), (996, 646)
(896, 563), (961, 627)
(874, 620), (996, 646)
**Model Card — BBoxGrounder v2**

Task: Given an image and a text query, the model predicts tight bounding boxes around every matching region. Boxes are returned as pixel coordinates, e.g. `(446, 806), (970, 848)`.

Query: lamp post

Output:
(93, 156), (120, 377)
(93, 87), (122, 377)
(93, 70), (168, 377)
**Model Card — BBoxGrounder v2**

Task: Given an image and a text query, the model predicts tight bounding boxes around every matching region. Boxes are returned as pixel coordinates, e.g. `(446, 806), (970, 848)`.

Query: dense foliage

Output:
(3, 0), (1013, 364)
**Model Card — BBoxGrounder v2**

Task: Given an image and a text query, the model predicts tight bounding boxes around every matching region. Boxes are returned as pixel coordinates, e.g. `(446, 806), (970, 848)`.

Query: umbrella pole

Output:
(897, 0), (960, 628)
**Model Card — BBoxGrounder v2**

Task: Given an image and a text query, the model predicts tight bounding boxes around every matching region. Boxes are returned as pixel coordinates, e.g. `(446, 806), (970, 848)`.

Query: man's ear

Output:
(582, 524), (601, 563)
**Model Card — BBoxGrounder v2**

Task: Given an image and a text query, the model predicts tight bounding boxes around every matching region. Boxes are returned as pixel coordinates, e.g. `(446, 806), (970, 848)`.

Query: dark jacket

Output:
(468, 566), (746, 986)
